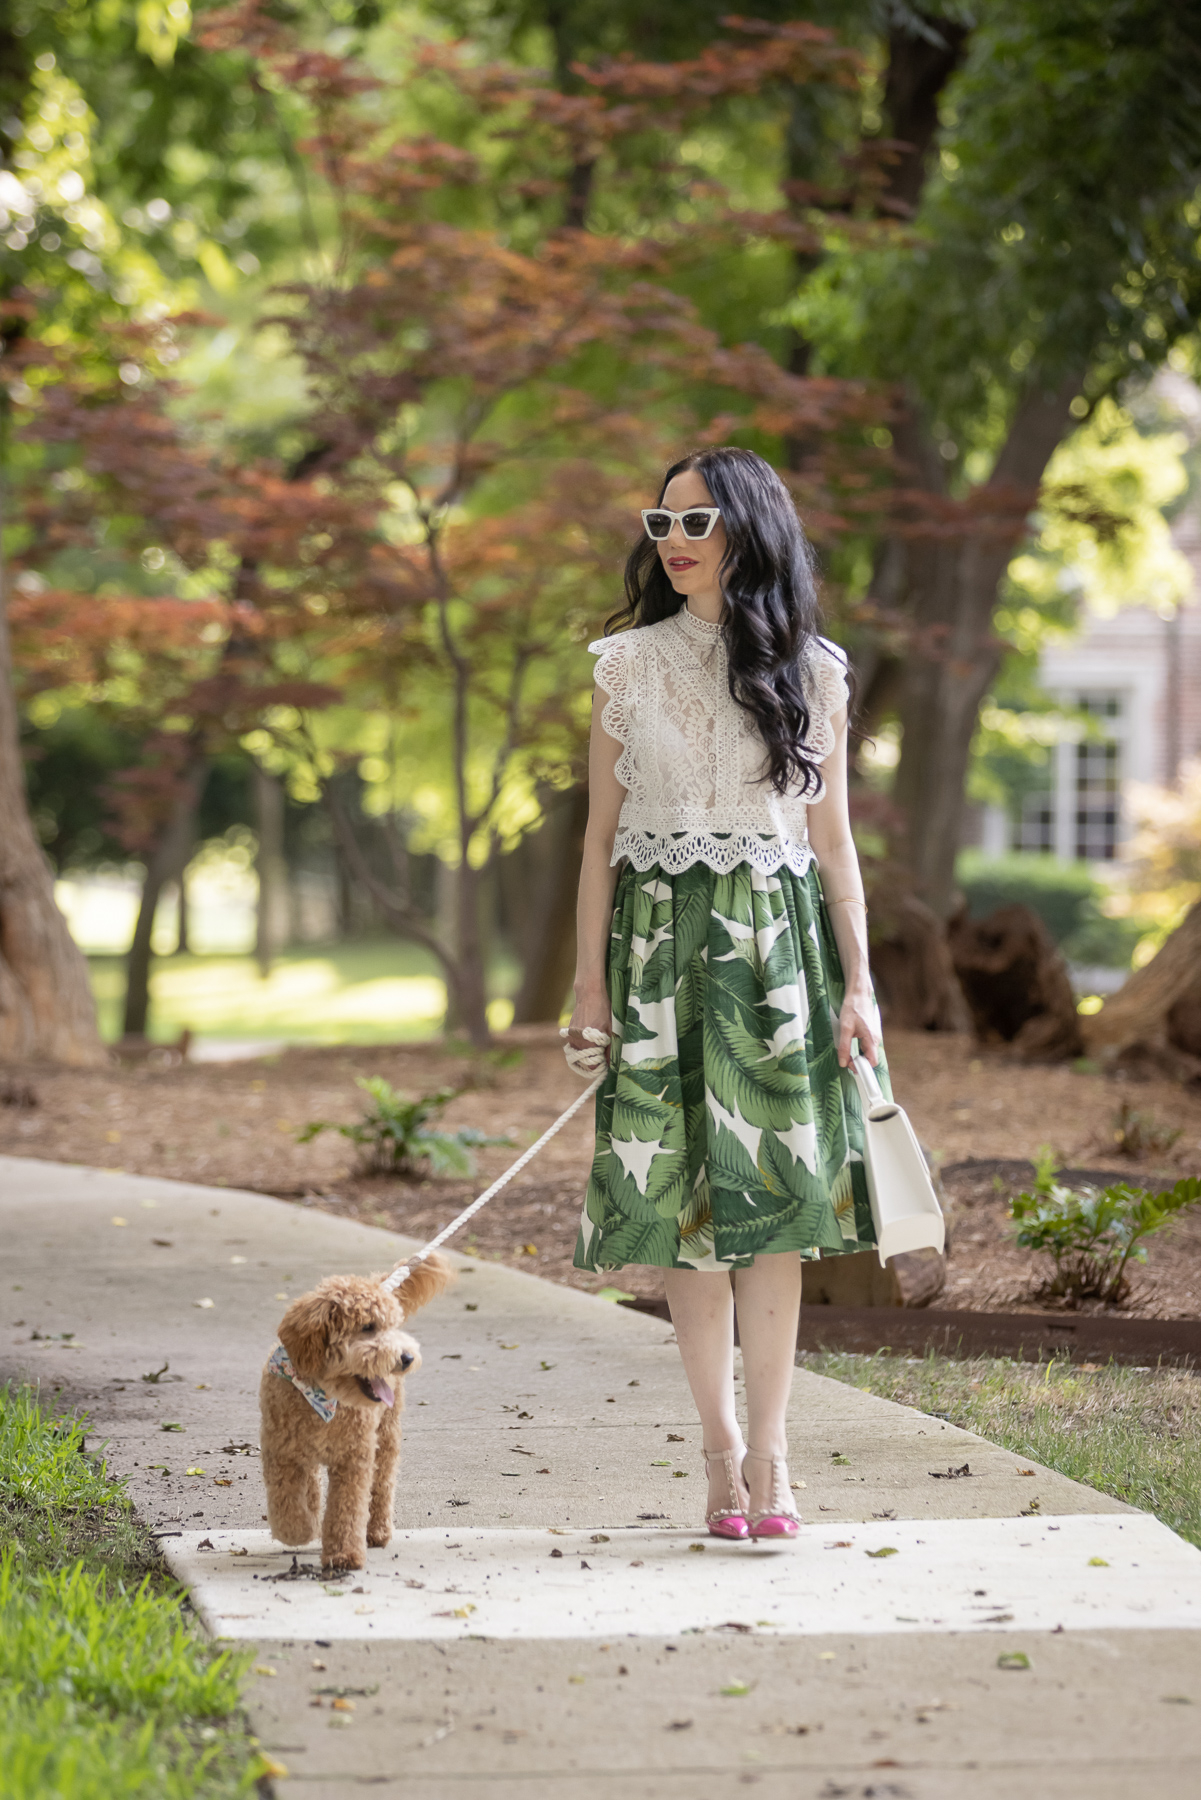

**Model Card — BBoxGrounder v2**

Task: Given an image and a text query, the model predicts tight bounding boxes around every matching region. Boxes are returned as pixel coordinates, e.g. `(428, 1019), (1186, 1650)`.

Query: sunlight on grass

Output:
(88, 940), (450, 1045)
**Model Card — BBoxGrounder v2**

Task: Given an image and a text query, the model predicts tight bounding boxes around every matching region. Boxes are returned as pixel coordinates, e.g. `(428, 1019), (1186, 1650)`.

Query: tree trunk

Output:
(867, 886), (967, 1032)
(175, 869), (190, 954)
(0, 564), (105, 1068)
(122, 766), (204, 1040)
(1082, 901), (1201, 1080)
(890, 379), (1080, 915)
(511, 784), (589, 1024)
(253, 763), (288, 978)
(450, 858), (492, 1048)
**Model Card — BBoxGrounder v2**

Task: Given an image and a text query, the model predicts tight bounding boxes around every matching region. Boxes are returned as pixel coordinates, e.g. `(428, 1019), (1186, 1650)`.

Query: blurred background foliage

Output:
(3, 0), (1201, 1049)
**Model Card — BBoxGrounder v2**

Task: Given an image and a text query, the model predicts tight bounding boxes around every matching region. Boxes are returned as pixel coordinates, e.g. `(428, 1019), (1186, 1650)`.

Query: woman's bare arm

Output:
(805, 706), (880, 1067)
(566, 691), (627, 1051)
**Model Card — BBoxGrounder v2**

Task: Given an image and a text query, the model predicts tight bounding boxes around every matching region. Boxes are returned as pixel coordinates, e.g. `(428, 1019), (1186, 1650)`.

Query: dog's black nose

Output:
(400, 1352), (415, 1371)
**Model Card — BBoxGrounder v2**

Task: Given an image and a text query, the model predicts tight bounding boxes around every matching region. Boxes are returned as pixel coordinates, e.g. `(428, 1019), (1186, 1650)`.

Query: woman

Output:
(564, 445), (888, 1542)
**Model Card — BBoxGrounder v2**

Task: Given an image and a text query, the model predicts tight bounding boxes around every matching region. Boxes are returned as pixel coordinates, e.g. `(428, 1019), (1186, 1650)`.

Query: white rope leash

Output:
(381, 1065), (606, 1294)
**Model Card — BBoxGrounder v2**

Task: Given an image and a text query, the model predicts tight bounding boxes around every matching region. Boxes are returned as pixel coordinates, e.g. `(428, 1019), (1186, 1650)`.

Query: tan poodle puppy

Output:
(260, 1254), (452, 1570)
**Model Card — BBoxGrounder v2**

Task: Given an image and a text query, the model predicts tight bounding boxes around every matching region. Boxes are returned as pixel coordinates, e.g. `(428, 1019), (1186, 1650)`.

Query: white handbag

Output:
(848, 1054), (945, 1268)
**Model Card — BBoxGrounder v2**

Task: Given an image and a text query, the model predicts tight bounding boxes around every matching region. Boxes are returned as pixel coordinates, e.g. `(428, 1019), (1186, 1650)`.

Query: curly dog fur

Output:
(260, 1254), (453, 1570)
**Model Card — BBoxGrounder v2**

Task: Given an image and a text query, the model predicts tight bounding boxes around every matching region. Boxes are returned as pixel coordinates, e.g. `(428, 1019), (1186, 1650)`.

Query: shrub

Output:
(1010, 1170), (1201, 1304)
(955, 852), (1141, 967)
(298, 1077), (511, 1175)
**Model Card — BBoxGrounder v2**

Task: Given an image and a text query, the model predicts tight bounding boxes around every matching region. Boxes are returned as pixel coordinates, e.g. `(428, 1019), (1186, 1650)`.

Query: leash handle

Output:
(381, 1072), (605, 1294)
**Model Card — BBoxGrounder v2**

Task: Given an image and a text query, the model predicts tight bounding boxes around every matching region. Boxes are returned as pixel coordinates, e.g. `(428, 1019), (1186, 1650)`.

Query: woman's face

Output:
(654, 468), (728, 601)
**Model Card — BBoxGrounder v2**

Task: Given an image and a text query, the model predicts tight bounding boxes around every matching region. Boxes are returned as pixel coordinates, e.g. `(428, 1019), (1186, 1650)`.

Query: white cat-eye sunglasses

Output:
(641, 506), (722, 542)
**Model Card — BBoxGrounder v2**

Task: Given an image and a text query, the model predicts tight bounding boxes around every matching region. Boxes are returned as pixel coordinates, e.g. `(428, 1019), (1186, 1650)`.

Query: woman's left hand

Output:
(836, 988), (880, 1070)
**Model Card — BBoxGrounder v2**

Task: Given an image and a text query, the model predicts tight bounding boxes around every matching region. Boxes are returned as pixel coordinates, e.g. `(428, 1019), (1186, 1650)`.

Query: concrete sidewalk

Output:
(3, 1152), (1200, 1798)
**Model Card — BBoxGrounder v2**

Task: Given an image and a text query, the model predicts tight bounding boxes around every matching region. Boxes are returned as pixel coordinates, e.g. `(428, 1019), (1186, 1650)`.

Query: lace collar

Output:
(673, 605), (725, 642)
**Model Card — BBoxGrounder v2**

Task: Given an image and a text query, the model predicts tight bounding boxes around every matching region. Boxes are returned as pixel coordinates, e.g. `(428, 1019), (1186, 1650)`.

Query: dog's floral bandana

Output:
(267, 1341), (337, 1422)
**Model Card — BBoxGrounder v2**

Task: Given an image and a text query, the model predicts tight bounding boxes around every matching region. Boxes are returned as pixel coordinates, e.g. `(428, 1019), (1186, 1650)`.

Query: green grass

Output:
(807, 1350), (1201, 1547)
(0, 1386), (258, 1799)
(87, 937), (522, 1045)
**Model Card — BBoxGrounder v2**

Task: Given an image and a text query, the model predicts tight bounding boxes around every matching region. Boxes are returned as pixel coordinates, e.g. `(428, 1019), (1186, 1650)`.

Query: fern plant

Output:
(298, 1078), (510, 1176)
(1010, 1172), (1201, 1304)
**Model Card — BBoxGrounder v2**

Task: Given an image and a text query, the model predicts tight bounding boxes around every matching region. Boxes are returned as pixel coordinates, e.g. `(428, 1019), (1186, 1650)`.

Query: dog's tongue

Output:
(367, 1377), (394, 1407)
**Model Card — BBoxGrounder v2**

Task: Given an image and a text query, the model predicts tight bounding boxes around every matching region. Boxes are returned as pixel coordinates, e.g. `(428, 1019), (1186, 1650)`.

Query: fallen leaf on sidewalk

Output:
(332, 1697), (356, 1712)
(667, 1433), (685, 1442)
(213, 1478), (232, 1487)
(590, 1534), (610, 1543)
(1088, 1557), (1109, 1567)
(929, 1464), (973, 1480)
(997, 1652), (1030, 1671)
(825, 1542), (853, 1550)
(197, 1539), (214, 1551)
(866, 1547), (898, 1558)
(1016, 1468), (1036, 1476)
(161, 1422), (184, 1432)
(540, 1361), (555, 1370)
(185, 1467), (206, 1477)
(254, 1665), (278, 1677)
(499, 1343), (519, 1350)
(651, 1460), (670, 1467)
(721, 1682), (751, 1697)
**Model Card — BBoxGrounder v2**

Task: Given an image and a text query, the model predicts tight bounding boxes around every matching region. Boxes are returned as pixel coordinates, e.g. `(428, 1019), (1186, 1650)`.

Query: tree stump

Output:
(800, 1247), (947, 1308)
(1082, 901), (1201, 1083)
(947, 902), (1084, 1060)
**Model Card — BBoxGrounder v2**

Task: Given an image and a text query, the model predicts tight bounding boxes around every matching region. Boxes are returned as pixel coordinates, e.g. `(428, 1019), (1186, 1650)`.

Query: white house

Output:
(980, 502), (1201, 863)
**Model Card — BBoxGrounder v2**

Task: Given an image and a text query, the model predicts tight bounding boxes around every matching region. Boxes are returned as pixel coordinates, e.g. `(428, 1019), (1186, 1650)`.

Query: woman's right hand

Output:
(566, 984), (612, 1063)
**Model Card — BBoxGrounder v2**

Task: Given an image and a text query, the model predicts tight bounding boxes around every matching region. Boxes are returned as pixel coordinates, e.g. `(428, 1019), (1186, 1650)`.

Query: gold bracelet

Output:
(826, 896), (868, 910)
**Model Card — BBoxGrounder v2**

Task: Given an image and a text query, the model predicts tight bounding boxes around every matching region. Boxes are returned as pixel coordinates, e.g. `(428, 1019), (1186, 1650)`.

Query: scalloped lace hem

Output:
(612, 830), (814, 877)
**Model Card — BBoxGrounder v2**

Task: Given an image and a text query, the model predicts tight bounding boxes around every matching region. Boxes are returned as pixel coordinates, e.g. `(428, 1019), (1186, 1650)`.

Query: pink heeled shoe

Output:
(703, 1447), (750, 1540)
(743, 1447), (801, 1540)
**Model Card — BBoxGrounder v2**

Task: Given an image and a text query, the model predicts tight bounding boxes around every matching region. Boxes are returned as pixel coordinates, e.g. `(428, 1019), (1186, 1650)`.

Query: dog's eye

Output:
(361, 1322), (377, 1334)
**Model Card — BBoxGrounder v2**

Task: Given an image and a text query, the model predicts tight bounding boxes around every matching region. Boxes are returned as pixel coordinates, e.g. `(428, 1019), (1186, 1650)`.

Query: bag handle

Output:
(849, 1051), (901, 1122)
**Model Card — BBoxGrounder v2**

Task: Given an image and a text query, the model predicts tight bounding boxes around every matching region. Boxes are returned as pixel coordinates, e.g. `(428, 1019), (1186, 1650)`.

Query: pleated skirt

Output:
(573, 857), (892, 1272)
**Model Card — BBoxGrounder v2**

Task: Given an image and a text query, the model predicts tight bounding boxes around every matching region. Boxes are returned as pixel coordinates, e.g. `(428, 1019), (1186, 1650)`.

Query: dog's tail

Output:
(383, 1249), (454, 1315)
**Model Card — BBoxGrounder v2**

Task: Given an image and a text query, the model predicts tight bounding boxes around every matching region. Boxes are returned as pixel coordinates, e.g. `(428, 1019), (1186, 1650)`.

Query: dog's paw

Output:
(322, 1552), (366, 1574)
(366, 1528), (393, 1549)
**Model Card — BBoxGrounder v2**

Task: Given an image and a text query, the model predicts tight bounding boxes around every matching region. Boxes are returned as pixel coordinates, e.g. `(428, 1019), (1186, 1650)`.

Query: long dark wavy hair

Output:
(607, 446), (828, 797)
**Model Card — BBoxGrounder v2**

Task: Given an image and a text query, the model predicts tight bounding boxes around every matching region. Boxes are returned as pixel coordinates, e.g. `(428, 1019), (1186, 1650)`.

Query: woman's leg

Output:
(663, 1268), (748, 1516)
(732, 1251), (803, 1516)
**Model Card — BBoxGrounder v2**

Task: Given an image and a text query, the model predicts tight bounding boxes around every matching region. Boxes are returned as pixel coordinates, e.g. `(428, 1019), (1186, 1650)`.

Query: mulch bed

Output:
(3, 1023), (1200, 1321)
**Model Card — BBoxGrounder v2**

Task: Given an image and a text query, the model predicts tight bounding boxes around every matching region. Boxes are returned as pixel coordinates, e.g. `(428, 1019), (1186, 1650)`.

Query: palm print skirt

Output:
(573, 857), (892, 1272)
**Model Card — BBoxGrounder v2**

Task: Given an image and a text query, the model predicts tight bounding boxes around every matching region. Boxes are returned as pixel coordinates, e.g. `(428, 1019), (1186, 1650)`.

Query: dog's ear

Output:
(278, 1290), (333, 1381)
(390, 1251), (454, 1316)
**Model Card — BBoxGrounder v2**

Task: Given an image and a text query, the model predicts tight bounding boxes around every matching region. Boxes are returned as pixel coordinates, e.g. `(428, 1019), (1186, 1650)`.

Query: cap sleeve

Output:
(802, 635), (850, 762)
(589, 635), (637, 783)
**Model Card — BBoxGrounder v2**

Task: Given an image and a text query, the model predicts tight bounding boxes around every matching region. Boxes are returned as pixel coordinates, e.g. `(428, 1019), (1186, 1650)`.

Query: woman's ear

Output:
(390, 1251), (455, 1316)
(278, 1291), (332, 1382)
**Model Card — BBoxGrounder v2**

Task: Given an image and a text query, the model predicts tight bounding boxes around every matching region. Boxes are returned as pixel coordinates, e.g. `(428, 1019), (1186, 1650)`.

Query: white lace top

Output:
(591, 606), (849, 877)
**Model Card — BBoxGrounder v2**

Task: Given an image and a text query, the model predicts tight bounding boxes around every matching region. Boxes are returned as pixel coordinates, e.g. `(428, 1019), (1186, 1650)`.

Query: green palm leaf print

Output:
(574, 856), (891, 1273)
